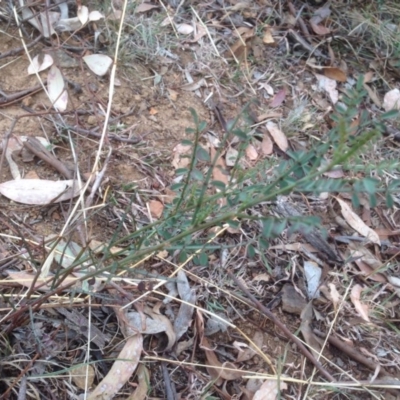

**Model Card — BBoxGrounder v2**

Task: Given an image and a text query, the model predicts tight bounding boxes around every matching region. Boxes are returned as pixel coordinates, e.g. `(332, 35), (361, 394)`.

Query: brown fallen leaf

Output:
(149, 199), (164, 219)
(336, 198), (380, 245)
(262, 26), (275, 45)
(266, 121), (288, 152)
(126, 364), (150, 400)
(363, 83), (382, 108)
(350, 284), (370, 322)
(270, 88), (286, 108)
(202, 337), (243, 382)
(261, 133), (273, 155)
(245, 144), (258, 160)
(88, 334), (143, 400)
(310, 21), (330, 35)
(135, 3), (158, 13)
(322, 67), (347, 82)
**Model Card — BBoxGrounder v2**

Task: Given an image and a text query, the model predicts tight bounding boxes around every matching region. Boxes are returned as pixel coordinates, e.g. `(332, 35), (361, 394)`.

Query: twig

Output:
(162, 362), (178, 400)
(0, 34), (43, 59)
(0, 84), (44, 107)
(227, 270), (335, 383)
(288, 2), (310, 38)
(69, 126), (141, 144)
(23, 137), (75, 179)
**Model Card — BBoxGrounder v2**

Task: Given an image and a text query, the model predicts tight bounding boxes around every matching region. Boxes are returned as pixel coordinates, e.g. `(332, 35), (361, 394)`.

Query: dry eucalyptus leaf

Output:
(261, 133), (273, 155)
(88, 334), (142, 400)
(336, 198), (380, 245)
(77, 5), (89, 24)
(322, 67), (347, 82)
(28, 54), (54, 75)
(126, 364), (150, 400)
(245, 144), (258, 160)
(0, 179), (82, 205)
(83, 54), (113, 76)
(89, 10), (104, 21)
(266, 121), (288, 152)
(135, 2), (159, 12)
(47, 65), (68, 111)
(175, 271), (196, 329)
(350, 284), (370, 322)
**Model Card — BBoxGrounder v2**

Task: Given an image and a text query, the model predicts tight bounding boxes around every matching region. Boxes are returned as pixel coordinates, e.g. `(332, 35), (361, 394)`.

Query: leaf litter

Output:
(1, 0), (400, 398)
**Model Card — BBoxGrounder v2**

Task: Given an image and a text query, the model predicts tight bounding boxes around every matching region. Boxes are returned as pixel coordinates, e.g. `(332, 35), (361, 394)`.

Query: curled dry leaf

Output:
(87, 334), (143, 400)
(0, 179), (82, 205)
(83, 54), (113, 77)
(149, 199), (164, 219)
(253, 379), (288, 400)
(47, 65), (68, 111)
(350, 284), (370, 322)
(28, 54), (54, 75)
(336, 198), (380, 245)
(383, 88), (400, 112)
(265, 121), (288, 152)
